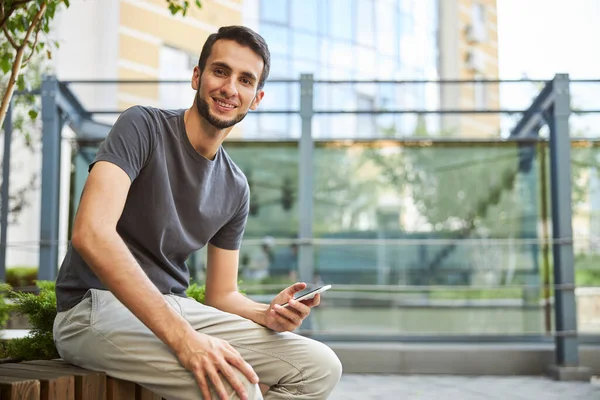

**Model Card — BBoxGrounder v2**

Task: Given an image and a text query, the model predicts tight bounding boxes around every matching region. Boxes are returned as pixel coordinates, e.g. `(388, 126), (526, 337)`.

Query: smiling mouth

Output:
(213, 98), (236, 110)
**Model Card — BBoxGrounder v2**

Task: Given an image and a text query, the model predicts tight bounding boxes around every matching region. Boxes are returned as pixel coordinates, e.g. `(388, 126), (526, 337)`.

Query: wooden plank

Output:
(0, 375), (41, 400)
(0, 364), (74, 400)
(107, 376), (136, 400)
(24, 360), (106, 400)
(136, 384), (162, 400)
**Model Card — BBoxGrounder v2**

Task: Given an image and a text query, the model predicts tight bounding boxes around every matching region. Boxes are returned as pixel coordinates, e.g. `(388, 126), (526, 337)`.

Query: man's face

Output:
(193, 39), (265, 130)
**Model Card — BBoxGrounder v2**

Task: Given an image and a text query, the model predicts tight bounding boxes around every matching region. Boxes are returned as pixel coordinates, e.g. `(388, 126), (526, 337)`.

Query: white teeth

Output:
(216, 99), (234, 109)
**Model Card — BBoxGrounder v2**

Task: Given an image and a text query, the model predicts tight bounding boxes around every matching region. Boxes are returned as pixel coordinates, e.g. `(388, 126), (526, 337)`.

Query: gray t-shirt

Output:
(55, 106), (249, 312)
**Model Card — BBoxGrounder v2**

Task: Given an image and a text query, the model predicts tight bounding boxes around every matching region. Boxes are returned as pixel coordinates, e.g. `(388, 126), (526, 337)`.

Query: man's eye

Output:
(215, 69), (225, 75)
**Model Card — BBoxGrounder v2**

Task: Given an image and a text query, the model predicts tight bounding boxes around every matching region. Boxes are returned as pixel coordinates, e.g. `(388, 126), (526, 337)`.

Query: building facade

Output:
(5, 0), (501, 269)
(246, 0), (440, 139)
(439, 0), (500, 137)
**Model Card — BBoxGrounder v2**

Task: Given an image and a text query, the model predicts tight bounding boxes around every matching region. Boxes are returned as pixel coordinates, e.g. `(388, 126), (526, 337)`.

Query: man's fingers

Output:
(288, 298), (311, 315)
(206, 365), (232, 400)
(225, 348), (259, 384)
(219, 360), (251, 400)
(273, 304), (302, 325)
(288, 282), (307, 295)
(194, 370), (212, 400)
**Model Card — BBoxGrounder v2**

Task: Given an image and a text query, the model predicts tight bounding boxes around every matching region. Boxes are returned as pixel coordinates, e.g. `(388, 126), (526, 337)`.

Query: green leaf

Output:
(195, 0), (202, 8)
(0, 55), (11, 74)
(28, 110), (38, 120)
(17, 74), (26, 91)
(64, 0), (71, 7)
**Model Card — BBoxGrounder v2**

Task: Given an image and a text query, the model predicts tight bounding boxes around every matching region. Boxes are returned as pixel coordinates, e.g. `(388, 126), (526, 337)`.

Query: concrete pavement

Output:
(329, 374), (600, 399)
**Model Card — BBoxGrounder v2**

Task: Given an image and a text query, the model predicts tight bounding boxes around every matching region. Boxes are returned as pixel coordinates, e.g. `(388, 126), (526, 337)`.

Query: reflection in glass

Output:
(259, 24), (290, 57)
(292, 31), (319, 62)
(329, 0), (354, 41)
(260, 0), (288, 24)
(291, 0), (318, 33)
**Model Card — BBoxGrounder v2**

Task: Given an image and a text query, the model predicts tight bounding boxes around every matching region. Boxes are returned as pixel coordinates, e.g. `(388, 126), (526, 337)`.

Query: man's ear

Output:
(191, 66), (201, 90)
(250, 90), (265, 110)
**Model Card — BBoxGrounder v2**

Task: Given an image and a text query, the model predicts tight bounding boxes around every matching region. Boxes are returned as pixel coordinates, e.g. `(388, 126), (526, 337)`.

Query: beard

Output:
(195, 89), (249, 130)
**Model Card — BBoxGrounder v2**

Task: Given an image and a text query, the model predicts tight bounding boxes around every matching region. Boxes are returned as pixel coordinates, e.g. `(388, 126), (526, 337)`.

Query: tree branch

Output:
(2, 25), (18, 49)
(0, 1), (34, 35)
(21, 26), (41, 65)
(0, 2), (47, 129)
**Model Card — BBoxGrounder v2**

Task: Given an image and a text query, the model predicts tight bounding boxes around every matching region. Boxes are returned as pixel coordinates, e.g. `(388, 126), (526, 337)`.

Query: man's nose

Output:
(220, 77), (238, 98)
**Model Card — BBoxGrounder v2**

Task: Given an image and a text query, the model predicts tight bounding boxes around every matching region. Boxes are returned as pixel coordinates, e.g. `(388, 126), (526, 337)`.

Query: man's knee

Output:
(305, 341), (343, 396)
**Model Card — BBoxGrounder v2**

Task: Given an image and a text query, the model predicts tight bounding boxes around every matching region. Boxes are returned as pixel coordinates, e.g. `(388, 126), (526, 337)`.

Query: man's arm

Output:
(72, 161), (197, 352)
(204, 244), (318, 332)
(72, 161), (258, 399)
(204, 243), (269, 326)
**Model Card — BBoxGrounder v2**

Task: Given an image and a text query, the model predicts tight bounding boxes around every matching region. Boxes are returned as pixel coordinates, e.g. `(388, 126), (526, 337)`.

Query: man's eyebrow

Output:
(211, 61), (257, 82)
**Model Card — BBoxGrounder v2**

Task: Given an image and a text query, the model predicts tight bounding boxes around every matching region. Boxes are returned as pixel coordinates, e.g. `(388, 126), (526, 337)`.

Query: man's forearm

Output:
(73, 228), (195, 354)
(206, 291), (270, 327)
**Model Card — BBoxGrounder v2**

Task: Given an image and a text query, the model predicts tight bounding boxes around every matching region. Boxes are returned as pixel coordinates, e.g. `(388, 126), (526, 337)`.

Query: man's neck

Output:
(183, 108), (232, 160)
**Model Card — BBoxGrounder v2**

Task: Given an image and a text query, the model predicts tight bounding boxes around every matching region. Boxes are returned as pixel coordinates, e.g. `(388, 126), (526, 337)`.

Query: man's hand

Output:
(175, 329), (259, 400)
(265, 282), (320, 332)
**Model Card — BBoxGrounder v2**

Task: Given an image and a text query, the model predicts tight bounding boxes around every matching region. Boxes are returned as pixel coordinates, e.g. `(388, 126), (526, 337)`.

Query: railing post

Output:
(547, 74), (591, 381)
(39, 76), (63, 281)
(0, 101), (13, 282)
(298, 74), (314, 284)
(298, 74), (315, 330)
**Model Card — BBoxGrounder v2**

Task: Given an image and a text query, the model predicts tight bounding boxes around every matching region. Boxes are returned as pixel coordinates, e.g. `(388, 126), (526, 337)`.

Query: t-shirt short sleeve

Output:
(209, 185), (250, 251)
(90, 106), (156, 181)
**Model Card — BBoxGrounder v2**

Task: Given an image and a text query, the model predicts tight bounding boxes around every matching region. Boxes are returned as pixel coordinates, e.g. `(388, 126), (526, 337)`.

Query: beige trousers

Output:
(53, 289), (342, 400)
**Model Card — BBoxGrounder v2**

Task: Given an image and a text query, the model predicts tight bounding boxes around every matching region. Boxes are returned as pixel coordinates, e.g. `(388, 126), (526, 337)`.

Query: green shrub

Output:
(185, 281), (245, 302)
(3, 280), (59, 361)
(0, 283), (11, 330)
(5, 266), (38, 288)
(186, 282), (206, 303)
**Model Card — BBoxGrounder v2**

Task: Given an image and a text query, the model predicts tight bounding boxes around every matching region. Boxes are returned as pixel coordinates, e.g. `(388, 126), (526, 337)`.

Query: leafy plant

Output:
(5, 266), (38, 288)
(185, 282), (206, 303)
(0, 0), (71, 129)
(185, 281), (246, 303)
(166, 0), (202, 16)
(0, 283), (11, 330)
(3, 280), (58, 361)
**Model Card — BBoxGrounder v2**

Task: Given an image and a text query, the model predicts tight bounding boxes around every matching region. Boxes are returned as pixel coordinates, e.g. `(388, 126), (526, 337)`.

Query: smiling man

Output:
(53, 26), (342, 400)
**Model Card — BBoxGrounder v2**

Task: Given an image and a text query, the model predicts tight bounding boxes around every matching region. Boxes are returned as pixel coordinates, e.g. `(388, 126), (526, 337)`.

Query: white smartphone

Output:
(281, 285), (332, 308)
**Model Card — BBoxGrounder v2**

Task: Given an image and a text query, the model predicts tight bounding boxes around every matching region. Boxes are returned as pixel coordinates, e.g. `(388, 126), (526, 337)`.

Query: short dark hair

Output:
(198, 25), (270, 90)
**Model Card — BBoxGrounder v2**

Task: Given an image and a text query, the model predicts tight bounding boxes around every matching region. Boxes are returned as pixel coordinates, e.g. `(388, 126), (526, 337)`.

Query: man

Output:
(53, 26), (342, 400)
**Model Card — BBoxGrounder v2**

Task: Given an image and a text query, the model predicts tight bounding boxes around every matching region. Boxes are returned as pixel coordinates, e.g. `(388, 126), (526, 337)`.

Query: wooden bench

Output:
(0, 359), (165, 400)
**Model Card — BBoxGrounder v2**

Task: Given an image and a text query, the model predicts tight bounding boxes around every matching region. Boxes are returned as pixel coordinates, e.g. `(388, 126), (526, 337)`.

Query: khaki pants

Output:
(53, 289), (342, 400)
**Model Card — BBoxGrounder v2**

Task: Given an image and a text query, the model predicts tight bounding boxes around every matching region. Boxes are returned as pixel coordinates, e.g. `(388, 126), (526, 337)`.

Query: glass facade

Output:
(249, 0), (440, 139)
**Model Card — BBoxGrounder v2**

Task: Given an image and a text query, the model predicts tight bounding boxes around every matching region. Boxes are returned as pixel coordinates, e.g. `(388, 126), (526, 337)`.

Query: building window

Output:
(469, 3), (487, 42)
(260, 23), (290, 57)
(329, 0), (354, 41)
(357, 94), (376, 138)
(356, 0), (375, 47)
(159, 46), (195, 109)
(291, 0), (318, 33)
(260, 0), (288, 24)
(473, 74), (488, 110)
(292, 31), (319, 62)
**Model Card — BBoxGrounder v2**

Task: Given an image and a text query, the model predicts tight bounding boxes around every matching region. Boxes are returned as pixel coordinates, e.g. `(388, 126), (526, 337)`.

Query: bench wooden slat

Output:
(107, 376), (137, 400)
(135, 384), (163, 400)
(0, 364), (74, 400)
(23, 360), (107, 400)
(0, 375), (41, 400)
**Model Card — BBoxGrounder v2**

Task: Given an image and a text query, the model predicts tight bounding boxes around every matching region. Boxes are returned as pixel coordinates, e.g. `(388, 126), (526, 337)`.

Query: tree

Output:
(0, 1), (204, 225)
(1, 0), (69, 130)
(0, 0), (203, 130)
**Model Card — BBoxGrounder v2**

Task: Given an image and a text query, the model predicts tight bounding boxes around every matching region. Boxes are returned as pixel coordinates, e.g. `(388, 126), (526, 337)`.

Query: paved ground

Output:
(329, 375), (600, 399)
